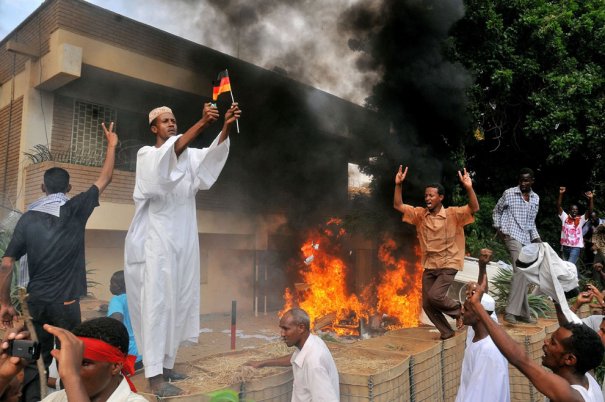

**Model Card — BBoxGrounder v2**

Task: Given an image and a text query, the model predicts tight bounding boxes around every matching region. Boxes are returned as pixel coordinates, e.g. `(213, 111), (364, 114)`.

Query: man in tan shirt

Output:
(393, 166), (479, 339)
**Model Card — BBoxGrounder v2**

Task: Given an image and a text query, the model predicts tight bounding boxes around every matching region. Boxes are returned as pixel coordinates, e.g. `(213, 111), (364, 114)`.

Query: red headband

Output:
(79, 337), (137, 392)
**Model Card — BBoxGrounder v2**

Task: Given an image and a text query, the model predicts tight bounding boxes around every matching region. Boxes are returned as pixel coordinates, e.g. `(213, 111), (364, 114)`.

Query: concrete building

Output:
(0, 0), (382, 313)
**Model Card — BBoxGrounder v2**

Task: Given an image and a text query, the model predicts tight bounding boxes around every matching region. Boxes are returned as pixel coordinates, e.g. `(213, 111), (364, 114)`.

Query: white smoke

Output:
(88, 0), (381, 105)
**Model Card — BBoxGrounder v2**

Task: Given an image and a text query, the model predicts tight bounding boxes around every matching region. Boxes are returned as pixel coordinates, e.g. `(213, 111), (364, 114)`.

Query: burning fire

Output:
(282, 219), (423, 335)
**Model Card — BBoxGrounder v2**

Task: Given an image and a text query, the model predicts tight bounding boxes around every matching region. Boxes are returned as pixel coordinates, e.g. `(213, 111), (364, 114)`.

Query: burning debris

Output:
(282, 218), (423, 337)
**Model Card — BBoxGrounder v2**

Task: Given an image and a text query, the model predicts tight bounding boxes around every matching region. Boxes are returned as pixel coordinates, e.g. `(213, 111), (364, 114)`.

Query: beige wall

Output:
(85, 230), (259, 314)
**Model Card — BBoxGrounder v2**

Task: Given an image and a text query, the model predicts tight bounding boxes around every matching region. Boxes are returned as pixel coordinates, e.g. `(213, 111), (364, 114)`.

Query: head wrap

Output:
(148, 106), (173, 124)
(79, 337), (137, 392)
(480, 293), (496, 313)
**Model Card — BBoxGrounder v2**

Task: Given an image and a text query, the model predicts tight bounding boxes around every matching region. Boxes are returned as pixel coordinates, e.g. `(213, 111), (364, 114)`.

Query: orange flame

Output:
(281, 219), (423, 334)
(376, 238), (423, 328)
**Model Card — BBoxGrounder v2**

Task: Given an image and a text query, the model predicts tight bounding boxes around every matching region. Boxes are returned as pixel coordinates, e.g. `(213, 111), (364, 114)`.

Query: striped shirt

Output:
(493, 186), (540, 245)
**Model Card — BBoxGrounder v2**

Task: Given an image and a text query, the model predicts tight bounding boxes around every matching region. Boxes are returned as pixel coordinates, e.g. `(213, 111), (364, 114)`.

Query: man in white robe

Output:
(458, 249), (510, 402)
(124, 102), (241, 396)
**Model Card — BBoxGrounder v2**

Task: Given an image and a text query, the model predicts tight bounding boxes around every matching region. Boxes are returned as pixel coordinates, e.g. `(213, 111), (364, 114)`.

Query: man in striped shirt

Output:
(493, 168), (541, 324)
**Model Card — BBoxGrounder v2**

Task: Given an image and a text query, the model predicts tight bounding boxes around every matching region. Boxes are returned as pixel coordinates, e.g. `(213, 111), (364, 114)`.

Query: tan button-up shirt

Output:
(401, 204), (474, 270)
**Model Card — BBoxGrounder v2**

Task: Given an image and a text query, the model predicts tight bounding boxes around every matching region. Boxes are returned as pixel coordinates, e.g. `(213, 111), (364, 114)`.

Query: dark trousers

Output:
(422, 268), (460, 338)
(21, 301), (81, 402)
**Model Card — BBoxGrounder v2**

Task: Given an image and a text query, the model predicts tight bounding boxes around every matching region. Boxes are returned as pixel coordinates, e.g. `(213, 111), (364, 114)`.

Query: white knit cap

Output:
(518, 243), (540, 264)
(148, 106), (173, 124)
(481, 293), (496, 312)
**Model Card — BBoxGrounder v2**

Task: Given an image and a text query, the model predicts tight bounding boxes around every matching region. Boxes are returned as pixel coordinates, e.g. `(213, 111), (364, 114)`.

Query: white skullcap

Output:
(149, 106), (173, 124)
(518, 243), (540, 264)
(481, 293), (496, 312)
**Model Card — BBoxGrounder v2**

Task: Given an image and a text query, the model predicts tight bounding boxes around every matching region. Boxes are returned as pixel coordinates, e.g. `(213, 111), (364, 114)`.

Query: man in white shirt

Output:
(246, 308), (339, 402)
(467, 279), (604, 402)
(457, 251), (510, 402)
(562, 284), (605, 400)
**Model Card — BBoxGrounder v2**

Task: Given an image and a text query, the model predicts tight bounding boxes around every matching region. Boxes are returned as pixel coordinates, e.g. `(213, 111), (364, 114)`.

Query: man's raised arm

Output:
(393, 165), (408, 214)
(173, 103), (218, 157)
(584, 191), (594, 220)
(557, 187), (565, 216)
(217, 103), (241, 145)
(93, 122), (118, 194)
(466, 282), (584, 402)
(477, 249), (492, 293)
(458, 168), (479, 213)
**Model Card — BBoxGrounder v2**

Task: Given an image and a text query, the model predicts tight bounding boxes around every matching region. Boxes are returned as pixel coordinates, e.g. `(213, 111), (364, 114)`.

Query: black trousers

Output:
(20, 301), (81, 402)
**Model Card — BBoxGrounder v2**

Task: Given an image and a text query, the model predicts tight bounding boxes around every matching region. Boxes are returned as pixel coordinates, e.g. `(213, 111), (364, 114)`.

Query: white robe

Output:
(456, 336), (510, 402)
(124, 134), (229, 378)
(517, 242), (581, 324)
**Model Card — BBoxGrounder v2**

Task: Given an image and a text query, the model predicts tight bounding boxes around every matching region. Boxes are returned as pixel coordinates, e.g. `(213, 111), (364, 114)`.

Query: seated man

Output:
(42, 317), (146, 402)
(107, 270), (142, 369)
(466, 278), (604, 402)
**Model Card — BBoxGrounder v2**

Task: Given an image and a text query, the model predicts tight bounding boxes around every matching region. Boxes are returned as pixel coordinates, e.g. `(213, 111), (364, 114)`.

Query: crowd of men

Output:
(1, 97), (605, 401)
(394, 165), (605, 402)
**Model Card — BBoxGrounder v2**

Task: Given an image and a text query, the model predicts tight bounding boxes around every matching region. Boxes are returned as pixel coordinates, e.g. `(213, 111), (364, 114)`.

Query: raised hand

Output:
(465, 281), (486, 311)
(559, 187), (566, 194)
(395, 165), (408, 185)
(458, 168), (473, 189)
(587, 284), (604, 303)
(576, 291), (592, 306)
(585, 191), (593, 199)
(101, 122), (118, 148)
(45, 324), (83, 381)
(478, 249), (493, 265)
(225, 102), (241, 125)
(201, 102), (219, 125)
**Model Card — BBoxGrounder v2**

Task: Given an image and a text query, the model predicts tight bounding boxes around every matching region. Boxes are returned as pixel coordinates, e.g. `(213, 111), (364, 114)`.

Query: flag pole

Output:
(226, 69), (240, 133)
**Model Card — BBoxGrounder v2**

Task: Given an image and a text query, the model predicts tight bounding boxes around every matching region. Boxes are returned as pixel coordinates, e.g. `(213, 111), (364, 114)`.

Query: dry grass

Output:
(175, 342), (293, 394)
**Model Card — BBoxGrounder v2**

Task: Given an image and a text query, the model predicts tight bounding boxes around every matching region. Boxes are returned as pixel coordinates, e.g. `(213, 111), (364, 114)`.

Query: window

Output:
(70, 101), (117, 166)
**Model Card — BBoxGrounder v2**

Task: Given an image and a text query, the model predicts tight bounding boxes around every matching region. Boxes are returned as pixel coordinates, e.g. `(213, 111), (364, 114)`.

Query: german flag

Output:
(212, 70), (231, 101)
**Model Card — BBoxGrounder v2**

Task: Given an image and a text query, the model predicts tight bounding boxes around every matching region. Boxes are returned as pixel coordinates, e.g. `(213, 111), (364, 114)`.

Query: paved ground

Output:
(82, 297), (283, 362)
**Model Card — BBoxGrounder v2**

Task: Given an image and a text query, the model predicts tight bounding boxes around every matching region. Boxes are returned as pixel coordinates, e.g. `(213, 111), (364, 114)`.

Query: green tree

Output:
(449, 0), (605, 204)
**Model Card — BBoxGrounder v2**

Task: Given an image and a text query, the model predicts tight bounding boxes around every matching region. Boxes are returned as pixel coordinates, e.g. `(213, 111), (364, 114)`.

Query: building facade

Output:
(0, 0), (381, 313)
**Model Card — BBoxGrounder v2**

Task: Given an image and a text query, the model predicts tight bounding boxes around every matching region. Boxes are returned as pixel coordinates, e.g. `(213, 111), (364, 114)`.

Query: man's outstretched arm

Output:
(217, 103), (241, 145)
(174, 103), (218, 156)
(245, 354), (292, 369)
(393, 165), (408, 214)
(584, 191), (594, 220)
(467, 282), (584, 402)
(93, 122), (118, 194)
(458, 168), (479, 213)
(477, 249), (492, 293)
(557, 187), (565, 216)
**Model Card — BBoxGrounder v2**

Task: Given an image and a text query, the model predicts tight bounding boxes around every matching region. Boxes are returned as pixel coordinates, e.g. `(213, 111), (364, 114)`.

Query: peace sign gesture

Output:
(101, 121), (118, 148)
